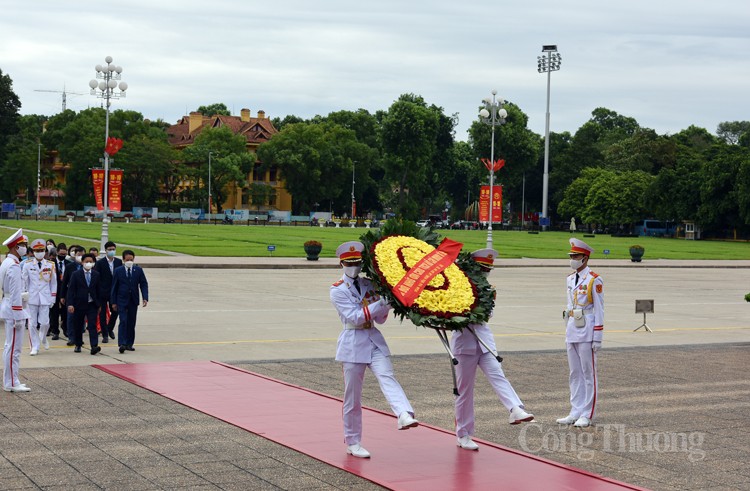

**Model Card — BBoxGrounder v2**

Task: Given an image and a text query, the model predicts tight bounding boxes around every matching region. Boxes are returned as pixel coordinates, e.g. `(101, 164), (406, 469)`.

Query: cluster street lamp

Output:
(537, 45), (561, 230)
(89, 56), (128, 250)
(478, 90), (508, 249)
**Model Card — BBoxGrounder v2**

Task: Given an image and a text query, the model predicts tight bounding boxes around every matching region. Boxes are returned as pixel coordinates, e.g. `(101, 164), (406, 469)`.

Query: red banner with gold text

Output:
(393, 238), (463, 307)
(108, 170), (123, 213)
(478, 185), (502, 223)
(92, 168), (105, 211)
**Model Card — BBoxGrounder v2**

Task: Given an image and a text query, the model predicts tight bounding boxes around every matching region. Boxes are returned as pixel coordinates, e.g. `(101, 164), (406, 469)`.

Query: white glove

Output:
(21, 291), (29, 302)
(14, 320), (25, 329)
(592, 341), (602, 353)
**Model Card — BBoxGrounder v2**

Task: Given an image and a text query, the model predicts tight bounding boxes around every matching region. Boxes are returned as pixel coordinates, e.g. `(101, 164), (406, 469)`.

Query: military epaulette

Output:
(590, 271), (599, 278)
(332, 279), (344, 287)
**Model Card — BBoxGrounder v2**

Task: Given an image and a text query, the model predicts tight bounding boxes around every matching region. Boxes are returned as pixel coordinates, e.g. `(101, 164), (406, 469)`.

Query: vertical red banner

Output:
(108, 170), (123, 213)
(92, 168), (105, 211)
(478, 185), (503, 223)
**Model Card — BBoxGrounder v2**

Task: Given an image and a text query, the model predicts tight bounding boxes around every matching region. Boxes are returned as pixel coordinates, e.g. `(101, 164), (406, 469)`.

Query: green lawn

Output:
(2, 220), (749, 259)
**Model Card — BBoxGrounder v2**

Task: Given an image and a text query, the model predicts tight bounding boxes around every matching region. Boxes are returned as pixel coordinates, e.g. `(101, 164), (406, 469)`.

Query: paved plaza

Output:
(1, 259), (749, 490)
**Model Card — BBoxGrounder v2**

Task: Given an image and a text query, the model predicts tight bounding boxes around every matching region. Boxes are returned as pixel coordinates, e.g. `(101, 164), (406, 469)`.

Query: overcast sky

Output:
(2, 1), (749, 141)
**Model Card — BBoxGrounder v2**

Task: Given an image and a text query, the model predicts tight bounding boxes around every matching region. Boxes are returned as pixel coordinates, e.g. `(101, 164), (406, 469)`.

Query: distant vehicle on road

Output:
(635, 219), (676, 237)
(416, 220), (430, 228)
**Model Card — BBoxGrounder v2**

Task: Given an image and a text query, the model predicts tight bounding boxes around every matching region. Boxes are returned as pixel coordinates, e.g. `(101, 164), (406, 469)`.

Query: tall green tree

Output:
(182, 126), (255, 212)
(116, 131), (180, 208)
(196, 103), (230, 116)
(0, 114), (46, 202)
(716, 121), (750, 145)
(0, 68), (22, 174)
(380, 94), (442, 217)
(256, 122), (375, 215)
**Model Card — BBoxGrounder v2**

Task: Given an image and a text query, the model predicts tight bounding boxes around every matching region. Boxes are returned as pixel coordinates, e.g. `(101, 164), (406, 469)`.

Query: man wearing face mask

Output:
(451, 249), (534, 451)
(66, 254), (102, 354)
(21, 239), (57, 355)
(49, 243), (67, 340)
(1, 229), (31, 392)
(59, 245), (84, 345)
(94, 241), (122, 343)
(330, 241), (418, 459)
(111, 250), (149, 354)
(557, 238), (604, 428)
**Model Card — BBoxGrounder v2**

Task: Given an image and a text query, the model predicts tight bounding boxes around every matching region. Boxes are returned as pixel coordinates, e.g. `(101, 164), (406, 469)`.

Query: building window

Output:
(269, 167), (277, 183)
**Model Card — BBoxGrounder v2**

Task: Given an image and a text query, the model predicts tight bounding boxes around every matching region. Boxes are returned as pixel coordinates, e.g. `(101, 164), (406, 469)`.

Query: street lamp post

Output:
(36, 143), (41, 221)
(89, 55), (128, 250)
(478, 90), (508, 250)
(537, 45), (561, 231)
(351, 161), (356, 220)
(208, 151), (214, 217)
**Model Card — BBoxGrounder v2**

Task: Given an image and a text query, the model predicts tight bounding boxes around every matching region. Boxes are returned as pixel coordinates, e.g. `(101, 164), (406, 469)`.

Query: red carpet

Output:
(95, 361), (646, 491)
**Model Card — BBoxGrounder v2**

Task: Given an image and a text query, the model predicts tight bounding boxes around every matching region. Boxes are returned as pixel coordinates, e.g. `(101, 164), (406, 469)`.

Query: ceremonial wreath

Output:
(360, 219), (495, 331)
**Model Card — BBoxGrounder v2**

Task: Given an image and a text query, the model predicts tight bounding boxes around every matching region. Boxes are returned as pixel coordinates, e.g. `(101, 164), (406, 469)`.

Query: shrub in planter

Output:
(629, 245), (645, 262)
(303, 240), (323, 260)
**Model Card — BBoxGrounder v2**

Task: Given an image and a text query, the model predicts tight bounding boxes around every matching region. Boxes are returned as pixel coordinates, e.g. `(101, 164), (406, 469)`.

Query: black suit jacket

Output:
(94, 257), (122, 300)
(66, 269), (101, 311)
(60, 259), (80, 302)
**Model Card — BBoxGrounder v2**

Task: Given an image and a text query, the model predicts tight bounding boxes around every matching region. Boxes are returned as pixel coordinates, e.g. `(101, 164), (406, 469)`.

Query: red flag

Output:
(105, 137), (123, 156)
(108, 169), (123, 213)
(393, 238), (464, 307)
(91, 168), (105, 211)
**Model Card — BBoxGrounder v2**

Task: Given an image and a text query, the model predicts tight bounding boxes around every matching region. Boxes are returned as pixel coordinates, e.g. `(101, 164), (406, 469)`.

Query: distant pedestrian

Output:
(557, 238), (604, 428)
(66, 254), (101, 354)
(111, 250), (149, 354)
(94, 241), (122, 343)
(2, 229), (31, 392)
(21, 239), (57, 355)
(569, 217), (577, 233)
(331, 241), (417, 459)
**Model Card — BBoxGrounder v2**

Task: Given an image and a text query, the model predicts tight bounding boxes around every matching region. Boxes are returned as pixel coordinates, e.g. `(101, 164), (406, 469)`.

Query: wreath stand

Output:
(432, 326), (503, 396)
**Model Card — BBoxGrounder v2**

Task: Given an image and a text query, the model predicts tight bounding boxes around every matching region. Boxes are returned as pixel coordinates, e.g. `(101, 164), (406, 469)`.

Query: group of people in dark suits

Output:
(46, 241), (148, 355)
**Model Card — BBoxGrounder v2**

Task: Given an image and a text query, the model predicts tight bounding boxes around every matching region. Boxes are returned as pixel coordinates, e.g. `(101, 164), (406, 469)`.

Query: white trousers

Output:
(341, 346), (413, 445)
(566, 342), (598, 420)
(27, 304), (50, 352)
(3, 319), (23, 388)
(455, 352), (523, 438)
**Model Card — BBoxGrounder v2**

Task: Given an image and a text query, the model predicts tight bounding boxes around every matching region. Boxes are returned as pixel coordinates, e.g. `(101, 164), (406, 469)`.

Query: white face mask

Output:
(47, 245), (54, 252)
(83, 262), (94, 271)
(17, 246), (27, 256)
(570, 258), (585, 270)
(34, 251), (45, 260)
(124, 260), (134, 269)
(343, 265), (362, 278)
(74, 255), (83, 263)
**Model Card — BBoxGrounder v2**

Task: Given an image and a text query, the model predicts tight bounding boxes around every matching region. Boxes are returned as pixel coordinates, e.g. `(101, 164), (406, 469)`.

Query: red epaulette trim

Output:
(332, 280), (344, 286)
(590, 272), (599, 278)
(594, 325), (603, 330)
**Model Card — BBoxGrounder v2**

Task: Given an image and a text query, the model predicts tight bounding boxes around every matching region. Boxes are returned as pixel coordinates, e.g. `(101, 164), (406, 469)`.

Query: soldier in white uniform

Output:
(331, 241), (418, 459)
(2, 229), (31, 392)
(452, 249), (534, 451)
(557, 238), (604, 428)
(22, 239), (57, 355)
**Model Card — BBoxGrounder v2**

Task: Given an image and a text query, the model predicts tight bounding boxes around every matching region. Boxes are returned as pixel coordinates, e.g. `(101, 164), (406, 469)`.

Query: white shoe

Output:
(42, 337), (49, 350)
(397, 411), (419, 430)
(574, 416), (591, 428)
(509, 406), (534, 425)
(29, 349), (38, 356)
(346, 443), (371, 458)
(4, 384), (31, 392)
(556, 415), (577, 425)
(457, 435), (479, 451)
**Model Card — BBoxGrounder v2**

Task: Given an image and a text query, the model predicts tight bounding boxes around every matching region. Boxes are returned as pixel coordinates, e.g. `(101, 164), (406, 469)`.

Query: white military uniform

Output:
(451, 321), (524, 438)
(22, 255), (57, 353)
(564, 263), (604, 421)
(331, 273), (414, 446)
(2, 254), (31, 389)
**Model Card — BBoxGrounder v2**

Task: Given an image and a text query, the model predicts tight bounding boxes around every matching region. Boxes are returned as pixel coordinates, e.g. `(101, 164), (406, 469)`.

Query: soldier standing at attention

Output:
(330, 241), (418, 459)
(557, 238), (604, 428)
(1, 229), (31, 392)
(22, 239), (57, 355)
